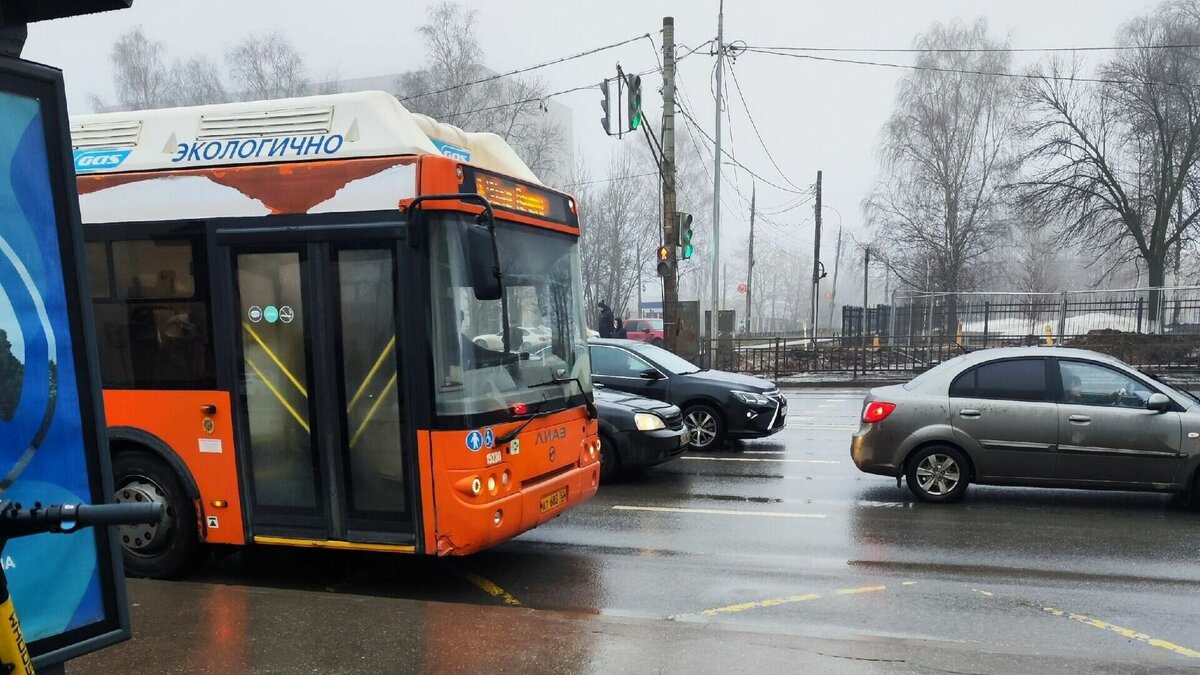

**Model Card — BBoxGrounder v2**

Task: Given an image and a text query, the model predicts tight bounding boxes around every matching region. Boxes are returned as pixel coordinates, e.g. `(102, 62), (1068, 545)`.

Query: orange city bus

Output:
(69, 91), (599, 578)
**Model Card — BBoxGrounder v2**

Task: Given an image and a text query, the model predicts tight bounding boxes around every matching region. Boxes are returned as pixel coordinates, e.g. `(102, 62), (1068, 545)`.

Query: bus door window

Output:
(336, 248), (406, 517)
(235, 251), (318, 510)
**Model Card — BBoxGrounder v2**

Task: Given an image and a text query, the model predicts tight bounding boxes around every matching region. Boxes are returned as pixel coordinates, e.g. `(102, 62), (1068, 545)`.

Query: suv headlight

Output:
(634, 412), (666, 431)
(732, 391), (772, 406)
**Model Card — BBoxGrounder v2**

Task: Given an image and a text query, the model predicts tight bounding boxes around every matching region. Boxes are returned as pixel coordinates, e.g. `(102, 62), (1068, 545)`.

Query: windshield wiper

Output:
(526, 374), (597, 420)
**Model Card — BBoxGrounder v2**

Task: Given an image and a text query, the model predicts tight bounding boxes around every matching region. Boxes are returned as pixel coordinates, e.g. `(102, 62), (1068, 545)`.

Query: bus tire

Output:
(112, 450), (203, 579)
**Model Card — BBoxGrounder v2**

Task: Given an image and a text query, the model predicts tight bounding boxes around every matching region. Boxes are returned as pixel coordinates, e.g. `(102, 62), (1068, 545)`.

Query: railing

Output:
(698, 287), (1200, 382)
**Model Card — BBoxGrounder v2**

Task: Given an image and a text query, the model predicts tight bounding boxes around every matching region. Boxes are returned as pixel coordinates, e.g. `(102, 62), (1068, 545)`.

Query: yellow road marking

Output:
(244, 322), (308, 397)
(613, 505), (826, 519)
(246, 358), (310, 433)
(1043, 607), (1200, 659)
(464, 573), (522, 607)
(674, 584), (889, 620)
(837, 585), (887, 596)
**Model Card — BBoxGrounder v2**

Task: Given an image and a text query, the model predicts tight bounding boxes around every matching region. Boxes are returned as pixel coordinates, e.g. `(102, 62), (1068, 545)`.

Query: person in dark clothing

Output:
(596, 301), (615, 338)
(613, 317), (628, 339)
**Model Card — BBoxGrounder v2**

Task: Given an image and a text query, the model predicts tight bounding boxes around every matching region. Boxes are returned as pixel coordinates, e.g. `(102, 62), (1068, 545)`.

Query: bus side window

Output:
(90, 237), (216, 390)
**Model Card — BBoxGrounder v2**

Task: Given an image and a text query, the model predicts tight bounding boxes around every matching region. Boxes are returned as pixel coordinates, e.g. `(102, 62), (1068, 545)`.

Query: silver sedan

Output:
(851, 346), (1200, 503)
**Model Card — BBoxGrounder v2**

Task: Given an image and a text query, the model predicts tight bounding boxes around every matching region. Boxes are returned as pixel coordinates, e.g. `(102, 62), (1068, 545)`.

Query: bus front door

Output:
(226, 241), (415, 545)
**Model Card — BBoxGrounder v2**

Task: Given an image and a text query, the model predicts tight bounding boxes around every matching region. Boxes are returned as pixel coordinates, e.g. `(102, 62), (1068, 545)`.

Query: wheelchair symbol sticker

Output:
(483, 428), (494, 448)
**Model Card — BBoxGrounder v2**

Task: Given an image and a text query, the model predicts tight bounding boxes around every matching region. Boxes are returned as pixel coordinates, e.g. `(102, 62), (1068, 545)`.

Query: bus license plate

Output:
(540, 487), (567, 513)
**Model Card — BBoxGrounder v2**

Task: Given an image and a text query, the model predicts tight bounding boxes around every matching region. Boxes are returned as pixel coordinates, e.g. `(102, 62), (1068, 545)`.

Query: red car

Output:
(624, 317), (665, 346)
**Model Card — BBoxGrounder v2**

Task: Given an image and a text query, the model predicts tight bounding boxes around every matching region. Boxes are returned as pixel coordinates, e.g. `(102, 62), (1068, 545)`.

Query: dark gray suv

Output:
(851, 347), (1200, 503)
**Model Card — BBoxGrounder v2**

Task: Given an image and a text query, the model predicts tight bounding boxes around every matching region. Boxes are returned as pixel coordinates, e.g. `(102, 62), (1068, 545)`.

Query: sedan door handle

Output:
(959, 409), (981, 419)
(1068, 414), (1091, 424)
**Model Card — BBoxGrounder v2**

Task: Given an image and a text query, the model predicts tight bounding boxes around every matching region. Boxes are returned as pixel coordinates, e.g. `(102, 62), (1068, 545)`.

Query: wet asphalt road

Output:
(75, 389), (1200, 672)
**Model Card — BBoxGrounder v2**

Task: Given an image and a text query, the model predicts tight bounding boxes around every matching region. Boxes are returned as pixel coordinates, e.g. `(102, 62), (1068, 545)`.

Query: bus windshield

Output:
(431, 214), (591, 420)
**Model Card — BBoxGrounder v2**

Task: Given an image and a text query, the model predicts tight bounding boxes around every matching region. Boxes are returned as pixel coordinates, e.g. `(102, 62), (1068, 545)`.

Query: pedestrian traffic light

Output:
(626, 73), (642, 131)
(656, 245), (670, 277)
(675, 212), (694, 259)
(599, 79), (611, 134)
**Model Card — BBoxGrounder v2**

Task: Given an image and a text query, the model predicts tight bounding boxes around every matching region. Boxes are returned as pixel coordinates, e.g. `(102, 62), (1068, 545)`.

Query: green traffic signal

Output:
(626, 74), (642, 131)
(675, 212), (694, 259)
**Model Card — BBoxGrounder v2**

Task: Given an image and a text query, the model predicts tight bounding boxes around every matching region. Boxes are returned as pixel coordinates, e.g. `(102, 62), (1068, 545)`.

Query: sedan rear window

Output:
(951, 358), (1048, 402)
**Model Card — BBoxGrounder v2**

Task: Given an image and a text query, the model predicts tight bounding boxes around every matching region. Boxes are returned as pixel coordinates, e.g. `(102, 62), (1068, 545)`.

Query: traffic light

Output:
(675, 212), (694, 259)
(599, 79), (611, 134)
(626, 73), (643, 131)
(656, 245), (670, 277)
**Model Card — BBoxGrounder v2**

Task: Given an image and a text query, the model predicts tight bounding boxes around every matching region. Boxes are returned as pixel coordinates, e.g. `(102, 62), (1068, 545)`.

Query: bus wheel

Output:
(112, 450), (203, 579)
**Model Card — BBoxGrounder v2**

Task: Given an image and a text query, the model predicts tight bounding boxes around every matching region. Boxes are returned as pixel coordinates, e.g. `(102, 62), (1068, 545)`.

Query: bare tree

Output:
(93, 26), (173, 111)
(1018, 1), (1200, 321)
(864, 19), (1017, 330)
(397, 2), (566, 182)
(226, 30), (310, 101)
(576, 148), (657, 322)
(170, 56), (229, 106)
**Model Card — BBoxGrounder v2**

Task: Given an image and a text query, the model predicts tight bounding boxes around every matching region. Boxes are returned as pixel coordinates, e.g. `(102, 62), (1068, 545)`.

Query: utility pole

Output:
(827, 225), (843, 330)
(723, 262), (729, 312)
(661, 16), (679, 351)
(810, 170), (822, 347)
(746, 183), (755, 334)
(710, 0), (725, 334)
(637, 240), (643, 317)
(862, 245), (870, 372)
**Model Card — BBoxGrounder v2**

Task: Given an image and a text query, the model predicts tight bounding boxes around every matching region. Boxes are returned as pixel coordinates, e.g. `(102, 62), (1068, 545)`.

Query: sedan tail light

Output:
(862, 401), (896, 424)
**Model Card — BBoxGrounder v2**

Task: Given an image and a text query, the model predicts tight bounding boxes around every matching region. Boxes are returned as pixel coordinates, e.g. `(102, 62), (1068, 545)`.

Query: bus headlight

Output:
(471, 477), (482, 495)
(634, 413), (666, 431)
(487, 476), (497, 494)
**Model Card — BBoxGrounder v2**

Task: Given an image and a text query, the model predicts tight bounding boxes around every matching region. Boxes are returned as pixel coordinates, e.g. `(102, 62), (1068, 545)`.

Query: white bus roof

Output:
(69, 90), (541, 183)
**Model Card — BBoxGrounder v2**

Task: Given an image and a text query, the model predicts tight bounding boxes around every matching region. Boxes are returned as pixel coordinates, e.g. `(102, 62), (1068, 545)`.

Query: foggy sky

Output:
(23, 0), (1159, 276)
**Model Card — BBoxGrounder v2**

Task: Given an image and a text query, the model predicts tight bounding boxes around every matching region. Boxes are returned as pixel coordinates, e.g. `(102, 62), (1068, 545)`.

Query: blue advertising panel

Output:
(0, 57), (127, 667)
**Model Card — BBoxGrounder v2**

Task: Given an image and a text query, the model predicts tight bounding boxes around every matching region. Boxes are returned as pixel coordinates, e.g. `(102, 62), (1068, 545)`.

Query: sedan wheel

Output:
(905, 445), (969, 503)
(683, 404), (723, 450)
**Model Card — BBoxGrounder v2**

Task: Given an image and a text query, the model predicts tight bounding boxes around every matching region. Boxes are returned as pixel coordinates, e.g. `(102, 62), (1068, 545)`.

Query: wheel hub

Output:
(115, 478), (173, 553)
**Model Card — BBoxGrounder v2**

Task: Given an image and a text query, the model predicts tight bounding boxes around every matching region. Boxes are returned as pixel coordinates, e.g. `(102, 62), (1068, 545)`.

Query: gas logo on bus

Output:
(431, 139), (471, 162)
(73, 148), (131, 173)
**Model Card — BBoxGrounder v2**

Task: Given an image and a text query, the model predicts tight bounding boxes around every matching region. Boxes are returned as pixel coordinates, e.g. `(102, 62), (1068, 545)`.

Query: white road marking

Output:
(613, 505), (826, 519)
(784, 423), (858, 430)
(680, 456), (841, 464)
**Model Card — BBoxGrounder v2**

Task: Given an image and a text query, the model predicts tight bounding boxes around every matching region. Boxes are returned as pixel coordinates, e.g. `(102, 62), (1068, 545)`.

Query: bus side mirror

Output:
(462, 222), (502, 301)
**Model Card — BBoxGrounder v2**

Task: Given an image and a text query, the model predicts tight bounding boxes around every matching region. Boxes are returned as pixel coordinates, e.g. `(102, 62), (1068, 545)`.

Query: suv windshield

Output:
(631, 343), (700, 375)
(431, 214), (591, 420)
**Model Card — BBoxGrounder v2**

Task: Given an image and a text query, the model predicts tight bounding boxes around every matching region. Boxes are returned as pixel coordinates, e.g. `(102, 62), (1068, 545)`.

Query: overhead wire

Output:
(726, 60), (810, 194)
(744, 47), (1200, 88)
(745, 43), (1200, 54)
(400, 33), (655, 102)
(441, 65), (660, 120)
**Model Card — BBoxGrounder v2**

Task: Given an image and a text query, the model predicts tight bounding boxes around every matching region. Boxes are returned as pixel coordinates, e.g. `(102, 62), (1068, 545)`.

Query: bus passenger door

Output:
(225, 239), (415, 545)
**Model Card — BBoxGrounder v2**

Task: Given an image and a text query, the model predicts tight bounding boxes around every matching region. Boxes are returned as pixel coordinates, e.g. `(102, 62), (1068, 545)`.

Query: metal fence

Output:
(698, 287), (1200, 380)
